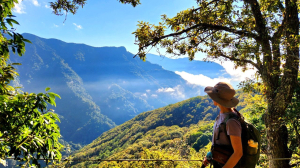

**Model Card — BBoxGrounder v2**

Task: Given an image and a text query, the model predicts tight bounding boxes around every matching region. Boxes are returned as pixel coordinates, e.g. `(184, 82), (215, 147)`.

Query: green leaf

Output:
(50, 113), (60, 122)
(45, 87), (51, 92)
(17, 48), (21, 56)
(48, 97), (56, 107)
(23, 39), (32, 44)
(12, 63), (21, 65)
(6, 19), (13, 27)
(1, 22), (7, 30)
(6, 18), (19, 25)
(48, 92), (61, 99)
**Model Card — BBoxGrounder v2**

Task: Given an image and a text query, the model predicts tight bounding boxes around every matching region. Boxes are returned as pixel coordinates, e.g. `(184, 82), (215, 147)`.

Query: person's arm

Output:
(222, 135), (243, 168)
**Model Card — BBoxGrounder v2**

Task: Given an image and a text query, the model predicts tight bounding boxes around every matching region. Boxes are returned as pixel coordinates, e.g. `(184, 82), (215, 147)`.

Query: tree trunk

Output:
(265, 102), (291, 167)
(264, 0), (299, 167)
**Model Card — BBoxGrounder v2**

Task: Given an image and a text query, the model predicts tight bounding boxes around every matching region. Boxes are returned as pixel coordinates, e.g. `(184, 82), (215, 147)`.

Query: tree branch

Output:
(199, 23), (261, 41)
(192, 0), (220, 13)
(245, 0), (273, 87)
(219, 53), (260, 71)
(245, 0), (268, 37)
(272, 13), (286, 40)
(254, 44), (262, 66)
(137, 23), (261, 56)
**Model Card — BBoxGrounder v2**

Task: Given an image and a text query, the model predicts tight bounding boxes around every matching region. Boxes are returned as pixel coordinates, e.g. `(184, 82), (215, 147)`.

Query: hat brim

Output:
(204, 86), (239, 108)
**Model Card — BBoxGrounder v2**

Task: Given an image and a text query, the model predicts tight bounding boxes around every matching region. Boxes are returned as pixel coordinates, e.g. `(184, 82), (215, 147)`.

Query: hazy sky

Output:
(12, 0), (256, 88)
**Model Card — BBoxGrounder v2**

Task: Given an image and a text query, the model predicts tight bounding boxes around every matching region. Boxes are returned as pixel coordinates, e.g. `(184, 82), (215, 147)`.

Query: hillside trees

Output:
(0, 0), (62, 166)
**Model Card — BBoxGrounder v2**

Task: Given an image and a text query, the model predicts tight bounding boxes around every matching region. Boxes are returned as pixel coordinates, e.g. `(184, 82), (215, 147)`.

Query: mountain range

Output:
(10, 33), (227, 145)
(146, 53), (230, 79)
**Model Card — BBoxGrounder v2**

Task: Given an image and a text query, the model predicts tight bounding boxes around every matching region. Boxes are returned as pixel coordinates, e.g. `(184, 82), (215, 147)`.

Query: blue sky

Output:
(12, 0), (256, 88)
(13, 0), (196, 53)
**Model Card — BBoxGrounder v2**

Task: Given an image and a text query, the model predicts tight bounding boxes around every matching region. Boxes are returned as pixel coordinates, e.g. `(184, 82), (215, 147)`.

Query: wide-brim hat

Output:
(204, 82), (239, 108)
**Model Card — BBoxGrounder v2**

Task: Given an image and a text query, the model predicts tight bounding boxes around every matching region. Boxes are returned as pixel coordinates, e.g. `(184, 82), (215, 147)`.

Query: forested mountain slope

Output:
(70, 95), (218, 167)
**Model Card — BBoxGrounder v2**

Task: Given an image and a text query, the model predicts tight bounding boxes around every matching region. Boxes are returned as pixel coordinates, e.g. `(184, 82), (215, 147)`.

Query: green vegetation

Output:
(1, 0), (299, 167)
(0, 1), (62, 167)
(69, 96), (217, 167)
(240, 79), (300, 167)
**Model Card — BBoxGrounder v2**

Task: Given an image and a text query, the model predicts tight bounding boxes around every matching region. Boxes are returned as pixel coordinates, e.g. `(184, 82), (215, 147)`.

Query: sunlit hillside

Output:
(69, 90), (251, 168)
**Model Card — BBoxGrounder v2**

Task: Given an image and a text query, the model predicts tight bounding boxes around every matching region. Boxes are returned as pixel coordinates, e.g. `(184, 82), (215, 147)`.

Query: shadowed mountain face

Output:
(9, 33), (222, 144)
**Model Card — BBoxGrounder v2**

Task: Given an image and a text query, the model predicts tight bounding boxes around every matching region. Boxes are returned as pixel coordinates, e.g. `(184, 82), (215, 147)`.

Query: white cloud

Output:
(157, 87), (175, 93)
(171, 85), (185, 99)
(194, 54), (257, 82)
(175, 71), (232, 87)
(146, 89), (151, 93)
(141, 93), (147, 98)
(13, 0), (41, 14)
(45, 4), (50, 8)
(217, 61), (257, 82)
(13, 1), (26, 14)
(54, 24), (59, 28)
(31, 0), (40, 6)
(193, 53), (257, 86)
(156, 85), (185, 99)
(151, 94), (158, 98)
(73, 23), (83, 30)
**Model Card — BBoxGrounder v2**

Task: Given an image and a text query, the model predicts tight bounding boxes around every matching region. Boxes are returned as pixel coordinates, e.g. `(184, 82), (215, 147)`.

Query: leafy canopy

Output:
(0, 0), (62, 167)
(132, 0), (294, 68)
(50, 0), (140, 16)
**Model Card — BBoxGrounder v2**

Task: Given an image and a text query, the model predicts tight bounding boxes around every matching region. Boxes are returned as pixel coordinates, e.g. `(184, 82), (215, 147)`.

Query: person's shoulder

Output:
(226, 117), (241, 128)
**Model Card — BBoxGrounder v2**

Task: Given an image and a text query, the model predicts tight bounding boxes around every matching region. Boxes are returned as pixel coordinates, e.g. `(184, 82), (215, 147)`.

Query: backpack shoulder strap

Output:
(217, 109), (243, 142)
(233, 108), (245, 124)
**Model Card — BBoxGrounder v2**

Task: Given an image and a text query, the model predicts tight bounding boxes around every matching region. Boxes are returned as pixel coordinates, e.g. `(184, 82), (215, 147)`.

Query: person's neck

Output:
(219, 106), (232, 114)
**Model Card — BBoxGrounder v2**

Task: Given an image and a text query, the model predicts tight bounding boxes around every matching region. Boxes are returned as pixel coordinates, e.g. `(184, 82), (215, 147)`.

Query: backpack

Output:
(217, 108), (261, 168)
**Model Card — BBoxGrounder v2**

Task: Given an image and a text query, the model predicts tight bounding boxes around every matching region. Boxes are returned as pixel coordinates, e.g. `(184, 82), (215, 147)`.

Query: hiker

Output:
(204, 82), (243, 168)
